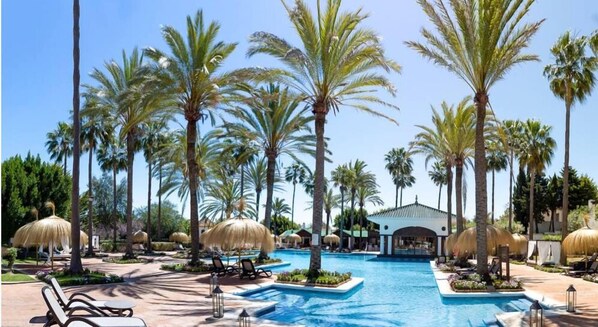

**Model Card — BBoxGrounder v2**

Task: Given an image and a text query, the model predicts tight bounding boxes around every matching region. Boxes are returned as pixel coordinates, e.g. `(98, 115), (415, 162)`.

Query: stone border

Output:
(234, 277), (364, 296)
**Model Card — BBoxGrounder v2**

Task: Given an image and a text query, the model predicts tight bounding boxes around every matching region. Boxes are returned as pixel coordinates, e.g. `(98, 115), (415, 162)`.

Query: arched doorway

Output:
(392, 227), (437, 256)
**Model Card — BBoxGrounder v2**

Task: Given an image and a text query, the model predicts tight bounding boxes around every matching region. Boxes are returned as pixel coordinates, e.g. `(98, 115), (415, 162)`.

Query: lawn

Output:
(1, 271), (35, 282)
(1, 258), (40, 266)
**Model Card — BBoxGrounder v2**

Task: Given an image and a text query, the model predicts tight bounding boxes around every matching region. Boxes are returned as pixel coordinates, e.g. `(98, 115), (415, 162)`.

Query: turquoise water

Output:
(244, 250), (526, 327)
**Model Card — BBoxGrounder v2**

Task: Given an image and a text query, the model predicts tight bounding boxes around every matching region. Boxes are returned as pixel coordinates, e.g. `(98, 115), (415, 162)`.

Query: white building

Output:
(367, 200), (456, 257)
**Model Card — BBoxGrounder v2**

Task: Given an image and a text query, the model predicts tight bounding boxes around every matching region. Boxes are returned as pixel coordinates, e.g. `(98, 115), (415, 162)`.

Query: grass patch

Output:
(2, 258), (39, 266)
(102, 257), (152, 264)
(161, 262), (212, 273)
(510, 260), (526, 265)
(1, 271), (35, 282)
(533, 265), (564, 273)
(542, 234), (562, 241)
(276, 269), (351, 286)
(254, 258), (282, 265)
(36, 269), (123, 286)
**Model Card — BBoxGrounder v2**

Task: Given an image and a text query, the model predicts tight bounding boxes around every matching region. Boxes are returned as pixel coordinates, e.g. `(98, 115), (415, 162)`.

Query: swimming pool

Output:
(244, 250), (526, 326)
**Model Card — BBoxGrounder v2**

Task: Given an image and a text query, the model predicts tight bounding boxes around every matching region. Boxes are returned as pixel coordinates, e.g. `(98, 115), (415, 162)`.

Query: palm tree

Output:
(223, 83), (315, 245)
(323, 189), (340, 236)
(517, 119), (556, 241)
(153, 129), (173, 241)
(146, 11), (240, 265)
(81, 99), (112, 256)
(245, 158), (268, 221)
(88, 48), (169, 259)
(356, 182), (383, 249)
(46, 121), (73, 175)
(486, 141), (508, 224)
(201, 175), (242, 221)
(285, 163), (308, 227)
(271, 197), (292, 234)
(384, 148), (415, 207)
(96, 139), (127, 250)
(331, 164), (353, 251)
(70, 0), (83, 272)
(500, 120), (524, 232)
(346, 160), (376, 250)
(407, 0), (543, 275)
(428, 161), (447, 210)
(249, 0), (400, 273)
(544, 31), (597, 264)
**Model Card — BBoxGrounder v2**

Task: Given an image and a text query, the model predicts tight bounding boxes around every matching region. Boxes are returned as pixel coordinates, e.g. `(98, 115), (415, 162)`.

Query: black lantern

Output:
(212, 286), (224, 318)
(209, 273), (219, 297)
(566, 284), (577, 313)
(529, 300), (543, 327)
(238, 308), (250, 327)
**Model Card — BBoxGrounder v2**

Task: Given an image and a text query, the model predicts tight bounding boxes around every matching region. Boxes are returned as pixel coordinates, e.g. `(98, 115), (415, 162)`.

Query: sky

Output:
(3, 1), (598, 228)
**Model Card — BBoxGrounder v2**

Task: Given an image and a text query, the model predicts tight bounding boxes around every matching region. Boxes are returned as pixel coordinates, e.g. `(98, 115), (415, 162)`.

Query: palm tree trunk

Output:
(186, 120), (200, 265)
(112, 165), (118, 251)
(325, 210), (330, 236)
(529, 170), (536, 241)
(446, 165), (453, 235)
(309, 105), (326, 272)
(339, 190), (345, 251)
(124, 132), (135, 259)
(560, 102), (571, 265)
(474, 92), (488, 276)
(550, 207), (556, 233)
(264, 153), (276, 230)
(395, 185), (399, 208)
(291, 182), (296, 226)
(508, 149), (514, 232)
(491, 169), (495, 224)
(240, 163), (245, 198)
(455, 163), (464, 234)
(255, 189), (261, 222)
(69, 0), (83, 273)
(157, 163), (162, 241)
(146, 158), (152, 253)
(359, 204), (364, 250)
(438, 184), (442, 210)
(399, 187), (403, 207)
(63, 152), (68, 176)
(349, 191), (356, 250)
(86, 147), (94, 256)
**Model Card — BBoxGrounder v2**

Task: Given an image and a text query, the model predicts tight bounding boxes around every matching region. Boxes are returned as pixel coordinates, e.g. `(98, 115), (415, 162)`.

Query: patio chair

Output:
(570, 253), (598, 271)
(49, 277), (133, 317)
(567, 261), (598, 277)
(211, 256), (236, 277)
(42, 286), (147, 327)
(239, 259), (272, 280)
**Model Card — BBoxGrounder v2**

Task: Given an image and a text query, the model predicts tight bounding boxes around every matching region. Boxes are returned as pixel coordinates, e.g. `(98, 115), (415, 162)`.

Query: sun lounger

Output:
(42, 286), (146, 327)
(569, 253), (598, 271)
(49, 277), (133, 317)
(211, 256), (236, 277)
(240, 259), (272, 280)
(567, 261), (598, 277)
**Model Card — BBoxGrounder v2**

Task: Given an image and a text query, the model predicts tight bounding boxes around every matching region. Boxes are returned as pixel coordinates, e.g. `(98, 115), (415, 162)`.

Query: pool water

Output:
(244, 251), (525, 327)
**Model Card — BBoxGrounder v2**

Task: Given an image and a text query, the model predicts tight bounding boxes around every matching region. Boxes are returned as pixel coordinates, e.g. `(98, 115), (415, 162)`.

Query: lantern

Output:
(238, 308), (250, 327)
(209, 273), (219, 297)
(529, 300), (543, 327)
(212, 286), (224, 318)
(566, 285), (577, 313)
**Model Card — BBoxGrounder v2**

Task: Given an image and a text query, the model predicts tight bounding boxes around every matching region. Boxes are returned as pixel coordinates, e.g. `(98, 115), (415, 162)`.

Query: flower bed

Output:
(276, 269), (351, 287)
(161, 262), (212, 274)
(448, 273), (523, 292)
(37, 269), (123, 286)
(103, 257), (153, 264)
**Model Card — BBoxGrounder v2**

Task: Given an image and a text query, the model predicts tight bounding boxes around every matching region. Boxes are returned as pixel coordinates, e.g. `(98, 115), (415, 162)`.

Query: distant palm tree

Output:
(201, 175), (241, 221)
(323, 189), (340, 236)
(245, 158), (267, 221)
(407, 0), (543, 275)
(271, 197), (292, 234)
(486, 141), (508, 224)
(517, 120), (556, 240)
(249, 0), (400, 273)
(146, 10), (240, 264)
(428, 161), (447, 210)
(46, 121), (73, 175)
(500, 120), (524, 232)
(384, 148), (415, 207)
(153, 129), (173, 241)
(356, 183), (383, 249)
(346, 160), (376, 249)
(285, 163), (308, 227)
(331, 164), (353, 250)
(96, 139), (127, 250)
(544, 31), (597, 264)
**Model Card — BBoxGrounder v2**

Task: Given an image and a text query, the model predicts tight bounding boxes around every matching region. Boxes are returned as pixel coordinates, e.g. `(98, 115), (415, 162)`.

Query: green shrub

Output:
(36, 269), (123, 286)
(541, 234), (562, 241)
(103, 257), (150, 264)
(2, 248), (17, 271)
(276, 269), (351, 286)
(533, 265), (564, 273)
(253, 258), (282, 265)
(152, 242), (176, 251)
(160, 262), (211, 273)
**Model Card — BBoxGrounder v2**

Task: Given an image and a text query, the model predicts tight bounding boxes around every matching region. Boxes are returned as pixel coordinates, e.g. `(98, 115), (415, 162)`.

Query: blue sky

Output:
(3, 1), (598, 226)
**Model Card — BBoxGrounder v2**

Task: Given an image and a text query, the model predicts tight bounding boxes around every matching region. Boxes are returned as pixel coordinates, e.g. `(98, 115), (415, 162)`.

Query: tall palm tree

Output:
(146, 10), (240, 265)
(153, 129), (173, 241)
(517, 119), (556, 241)
(285, 162), (308, 227)
(407, 0), (543, 275)
(81, 99), (112, 256)
(384, 148), (415, 207)
(486, 141), (508, 224)
(500, 120), (523, 232)
(428, 161), (447, 210)
(271, 197), (292, 234)
(88, 48), (169, 259)
(223, 83), (315, 245)
(96, 139), (127, 250)
(544, 31), (597, 264)
(331, 164), (353, 251)
(346, 160), (376, 250)
(322, 189), (340, 236)
(356, 183), (383, 249)
(201, 175), (242, 221)
(245, 158), (268, 221)
(249, 0), (400, 272)
(46, 121), (73, 176)
(70, 0), (83, 272)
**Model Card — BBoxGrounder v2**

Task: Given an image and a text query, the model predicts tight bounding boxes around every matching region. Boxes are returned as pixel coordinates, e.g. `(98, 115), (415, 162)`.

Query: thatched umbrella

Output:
(200, 199), (274, 267)
(453, 225), (515, 256)
(169, 232), (190, 244)
(445, 233), (458, 256)
(510, 233), (528, 256)
(562, 227), (598, 255)
(324, 234), (340, 246)
(286, 233), (301, 245)
(132, 230), (148, 244)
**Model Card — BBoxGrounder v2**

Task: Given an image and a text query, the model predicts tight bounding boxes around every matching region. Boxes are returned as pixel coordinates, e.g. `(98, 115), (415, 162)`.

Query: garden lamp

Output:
(212, 286), (224, 318)
(238, 308), (250, 327)
(209, 273), (219, 297)
(566, 285), (576, 313)
(529, 300), (543, 327)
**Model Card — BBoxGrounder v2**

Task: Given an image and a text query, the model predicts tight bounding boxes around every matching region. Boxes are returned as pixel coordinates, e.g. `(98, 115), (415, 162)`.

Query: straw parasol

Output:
(562, 227), (598, 255)
(132, 230), (148, 243)
(510, 233), (528, 256)
(169, 232), (190, 244)
(200, 199), (274, 266)
(286, 233), (301, 243)
(445, 233), (458, 256)
(453, 225), (515, 256)
(271, 234), (281, 243)
(323, 234), (340, 245)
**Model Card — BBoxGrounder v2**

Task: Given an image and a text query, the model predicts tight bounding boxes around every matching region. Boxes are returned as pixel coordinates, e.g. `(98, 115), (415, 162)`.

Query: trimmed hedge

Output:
(36, 269), (123, 286)
(276, 269), (351, 286)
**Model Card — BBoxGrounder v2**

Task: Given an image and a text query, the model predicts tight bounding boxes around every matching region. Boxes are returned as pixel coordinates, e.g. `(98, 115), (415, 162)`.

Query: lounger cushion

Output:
(68, 317), (146, 327)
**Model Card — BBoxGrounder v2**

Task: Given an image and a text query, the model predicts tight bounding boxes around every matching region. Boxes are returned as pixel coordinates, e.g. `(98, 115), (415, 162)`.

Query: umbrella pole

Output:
(51, 241), (54, 270)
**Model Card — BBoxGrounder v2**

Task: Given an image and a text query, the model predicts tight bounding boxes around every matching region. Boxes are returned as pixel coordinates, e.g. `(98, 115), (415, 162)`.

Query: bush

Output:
(541, 234), (562, 241)
(276, 269), (351, 286)
(493, 279), (522, 289)
(160, 262), (211, 273)
(152, 242), (176, 251)
(36, 269), (123, 286)
(448, 273), (486, 291)
(533, 265), (564, 273)
(103, 257), (151, 264)
(2, 248), (17, 271)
